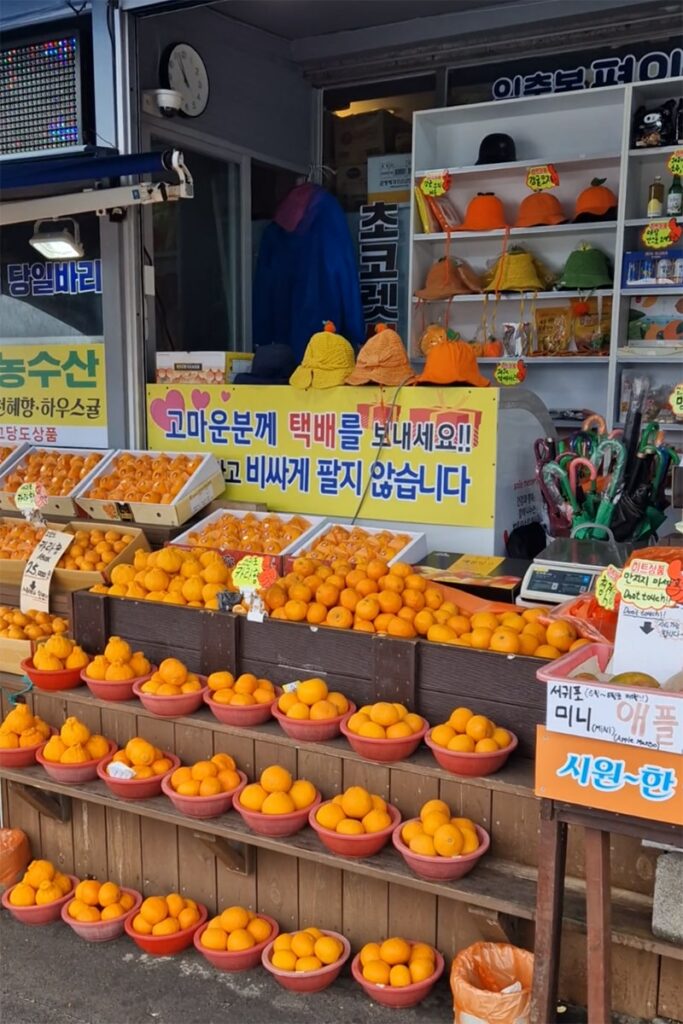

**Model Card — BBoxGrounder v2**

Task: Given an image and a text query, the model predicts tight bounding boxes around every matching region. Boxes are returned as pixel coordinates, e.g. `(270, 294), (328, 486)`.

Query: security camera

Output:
(142, 89), (182, 118)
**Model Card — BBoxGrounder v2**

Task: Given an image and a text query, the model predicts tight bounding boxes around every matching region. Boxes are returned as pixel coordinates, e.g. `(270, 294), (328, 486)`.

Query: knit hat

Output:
(233, 344), (298, 384)
(346, 324), (414, 386)
(457, 193), (507, 232)
(415, 257), (482, 300)
(415, 341), (490, 387)
(289, 321), (356, 389)
(557, 244), (612, 289)
(476, 133), (516, 165)
(515, 192), (567, 228)
(573, 178), (618, 222)
(484, 248), (547, 292)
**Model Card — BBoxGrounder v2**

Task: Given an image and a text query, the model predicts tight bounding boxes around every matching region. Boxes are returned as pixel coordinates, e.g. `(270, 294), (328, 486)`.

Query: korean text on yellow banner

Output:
(146, 384), (498, 528)
(0, 342), (107, 447)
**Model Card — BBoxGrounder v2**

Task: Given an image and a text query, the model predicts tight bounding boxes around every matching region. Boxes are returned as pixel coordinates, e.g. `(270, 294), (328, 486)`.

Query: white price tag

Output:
(20, 530), (74, 614)
(106, 760), (136, 779)
(282, 681), (300, 694)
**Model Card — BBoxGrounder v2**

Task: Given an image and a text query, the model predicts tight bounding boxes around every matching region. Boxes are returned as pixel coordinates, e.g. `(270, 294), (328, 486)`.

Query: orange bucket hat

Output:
(346, 324), (414, 386)
(574, 178), (618, 221)
(415, 257), (481, 300)
(415, 340), (490, 387)
(515, 192), (567, 227)
(457, 193), (507, 231)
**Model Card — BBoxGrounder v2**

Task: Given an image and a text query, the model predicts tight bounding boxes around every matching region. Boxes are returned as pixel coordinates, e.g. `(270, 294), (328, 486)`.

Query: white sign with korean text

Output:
(546, 682), (683, 755)
(20, 530), (73, 614)
(612, 602), (683, 685)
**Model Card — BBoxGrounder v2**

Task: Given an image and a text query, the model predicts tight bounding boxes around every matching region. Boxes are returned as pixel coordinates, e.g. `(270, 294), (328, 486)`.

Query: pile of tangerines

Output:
(41, 714), (111, 765)
(84, 452), (203, 504)
(58, 527), (134, 572)
(84, 636), (151, 683)
(3, 449), (103, 495)
(106, 736), (175, 780)
(261, 557), (578, 659)
(92, 545), (232, 609)
(185, 512), (312, 555)
(0, 606), (68, 642)
(67, 879), (136, 923)
(8, 858), (72, 908)
(131, 892), (201, 936)
(0, 520), (48, 561)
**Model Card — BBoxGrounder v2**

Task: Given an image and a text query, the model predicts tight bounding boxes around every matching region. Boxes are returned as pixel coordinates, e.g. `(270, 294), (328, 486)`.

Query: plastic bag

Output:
(542, 593), (619, 644)
(451, 942), (534, 1024)
(0, 828), (31, 891)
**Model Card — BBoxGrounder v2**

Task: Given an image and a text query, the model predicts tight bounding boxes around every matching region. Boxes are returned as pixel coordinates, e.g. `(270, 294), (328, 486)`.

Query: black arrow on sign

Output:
(640, 622), (654, 635)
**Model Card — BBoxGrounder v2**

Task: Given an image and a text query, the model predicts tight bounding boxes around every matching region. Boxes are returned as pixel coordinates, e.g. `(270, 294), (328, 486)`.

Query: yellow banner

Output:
(147, 384), (498, 527)
(0, 341), (107, 447)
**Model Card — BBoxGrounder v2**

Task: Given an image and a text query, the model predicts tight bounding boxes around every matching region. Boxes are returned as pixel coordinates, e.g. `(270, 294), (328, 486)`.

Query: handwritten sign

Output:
(420, 172), (451, 197)
(667, 149), (683, 175)
(232, 555), (265, 591)
(640, 219), (683, 249)
(526, 164), (559, 192)
(494, 361), (526, 386)
(535, 726), (680, 826)
(616, 559), (673, 611)
(20, 529), (74, 614)
(449, 554), (504, 576)
(547, 681), (683, 754)
(595, 564), (621, 610)
(612, 601), (683, 684)
(15, 482), (47, 512)
(670, 381), (683, 419)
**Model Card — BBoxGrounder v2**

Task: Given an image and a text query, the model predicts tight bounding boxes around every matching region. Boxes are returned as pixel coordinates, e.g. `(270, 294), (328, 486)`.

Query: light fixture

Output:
(29, 218), (84, 259)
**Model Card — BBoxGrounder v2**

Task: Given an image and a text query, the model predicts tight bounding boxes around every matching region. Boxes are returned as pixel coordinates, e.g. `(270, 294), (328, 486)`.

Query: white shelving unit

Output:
(409, 77), (683, 437)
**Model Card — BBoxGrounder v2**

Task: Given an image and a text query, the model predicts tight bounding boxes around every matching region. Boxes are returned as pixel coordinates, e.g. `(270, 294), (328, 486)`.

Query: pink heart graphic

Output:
(221, 390), (231, 402)
(150, 389), (184, 431)
(191, 389), (210, 411)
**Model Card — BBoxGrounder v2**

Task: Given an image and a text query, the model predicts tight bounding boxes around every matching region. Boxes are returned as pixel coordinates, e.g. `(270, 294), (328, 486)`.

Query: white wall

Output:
(137, 8), (314, 169)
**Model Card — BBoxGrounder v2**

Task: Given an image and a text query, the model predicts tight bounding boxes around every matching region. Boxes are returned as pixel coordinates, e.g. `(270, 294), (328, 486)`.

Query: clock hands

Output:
(178, 54), (190, 89)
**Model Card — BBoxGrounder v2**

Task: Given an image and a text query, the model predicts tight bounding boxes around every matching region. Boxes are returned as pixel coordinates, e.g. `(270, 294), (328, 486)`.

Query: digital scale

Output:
(519, 537), (636, 605)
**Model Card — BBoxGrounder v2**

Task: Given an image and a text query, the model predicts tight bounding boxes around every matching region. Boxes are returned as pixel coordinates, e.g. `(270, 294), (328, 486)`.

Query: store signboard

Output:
(535, 726), (680, 826)
(358, 202), (399, 330)
(493, 47), (682, 100)
(0, 341), (107, 447)
(546, 682), (683, 754)
(146, 384), (498, 528)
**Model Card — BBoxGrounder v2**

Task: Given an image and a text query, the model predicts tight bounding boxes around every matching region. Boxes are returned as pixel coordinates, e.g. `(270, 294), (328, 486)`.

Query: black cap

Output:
(233, 344), (298, 384)
(476, 133), (516, 165)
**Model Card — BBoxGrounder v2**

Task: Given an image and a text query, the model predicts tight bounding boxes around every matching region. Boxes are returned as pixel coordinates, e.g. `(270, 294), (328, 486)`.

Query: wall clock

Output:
(163, 43), (209, 117)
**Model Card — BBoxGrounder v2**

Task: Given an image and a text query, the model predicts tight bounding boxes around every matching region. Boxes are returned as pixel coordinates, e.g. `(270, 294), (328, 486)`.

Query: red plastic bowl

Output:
(161, 769), (247, 819)
(262, 929), (351, 992)
(351, 948), (444, 1008)
(97, 752), (180, 799)
(392, 821), (490, 881)
(203, 687), (280, 727)
(124, 901), (208, 956)
(1, 874), (78, 926)
(193, 914), (279, 971)
(271, 701), (356, 741)
(132, 678), (208, 717)
(36, 739), (117, 783)
(425, 729), (518, 776)
(340, 715), (428, 763)
(308, 801), (400, 858)
(232, 790), (321, 838)
(81, 666), (155, 702)
(0, 728), (55, 769)
(61, 887), (142, 942)
(20, 657), (83, 692)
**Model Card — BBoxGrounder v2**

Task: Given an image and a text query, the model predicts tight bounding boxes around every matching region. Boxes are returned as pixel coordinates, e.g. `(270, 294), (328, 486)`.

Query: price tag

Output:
(640, 218), (683, 249)
(420, 172), (451, 197)
(232, 555), (265, 591)
(282, 681), (300, 694)
(595, 564), (621, 610)
(20, 529), (74, 614)
(15, 482), (47, 512)
(494, 360), (526, 386)
(670, 381), (683, 419)
(616, 559), (674, 612)
(106, 761), (136, 780)
(448, 554), (504, 576)
(526, 164), (559, 192)
(667, 148), (683, 175)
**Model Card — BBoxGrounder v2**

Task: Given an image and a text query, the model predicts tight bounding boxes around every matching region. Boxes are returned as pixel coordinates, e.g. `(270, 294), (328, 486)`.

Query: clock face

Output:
(165, 43), (209, 117)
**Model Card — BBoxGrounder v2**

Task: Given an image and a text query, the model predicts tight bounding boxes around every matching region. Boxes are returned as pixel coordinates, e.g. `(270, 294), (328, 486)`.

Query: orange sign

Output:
(535, 726), (681, 825)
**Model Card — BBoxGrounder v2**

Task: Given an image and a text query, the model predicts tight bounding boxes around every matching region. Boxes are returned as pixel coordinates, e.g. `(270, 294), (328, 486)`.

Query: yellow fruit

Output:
(44, 634), (73, 660)
(290, 931), (315, 958)
(220, 905), (250, 932)
(41, 735), (67, 762)
(421, 811), (450, 836)
(0, 732), (19, 749)
(227, 928), (256, 951)
(327, 691), (349, 715)
(19, 728), (43, 748)
(460, 829), (480, 854)
(247, 917), (272, 943)
(345, 712), (369, 734)
(410, 958), (435, 982)
(260, 765), (292, 794)
(212, 752), (237, 771)
(433, 823), (464, 857)
(465, 715), (495, 741)
(295, 955), (322, 972)
(262, 792), (295, 815)
(404, 713), (424, 734)
(153, 917), (180, 936)
(401, 820), (424, 844)
(3, 705), (34, 734)
(60, 716), (90, 746)
(178, 906), (200, 930)
(380, 937), (411, 965)
(75, 879), (101, 906)
(448, 734), (476, 752)
(341, 786), (373, 820)
(316, 802), (346, 830)
(273, 933), (292, 952)
(74, 905), (101, 922)
(492, 727), (512, 749)
(60, 743), (89, 764)
(201, 927), (228, 951)
(65, 646), (89, 670)
(449, 707), (473, 733)
(10, 882), (36, 906)
(239, 783), (268, 811)
(191, 760), (218, 781)
(360, 942), (382, 966)
(289, 779), (316, 810)
(312, 935), (341, 964)
(362, 809), (392, 833)
(309, 700), (337, 721)
(68, 898), (87, 918)
(140, 895), (168, 925)
(369, 702), (399, 727)
(390, 964), (412, 987)
(104, 636), (132, 664)
(475, 738), (499, 753)
(101, 902), (125, 921)
(24, 859), (55, 887)
(53, 872), (72, 895)
(132, 913), (153, 934)
(409, 834), (436, 856)
(158, 657), (188, 686)
(272, 950), (297, 971)
(125, 737), (156, 766)
(430, 724), (456, 747)
(34, 651), (63, 671)
(105, 662), (135, 681)
(296, 678), (328, 706)
(363, 960), (391, 985)
(119, 892), (135, 911)
(85, 735), (110, 760)
(98, 881), (121, 907)
(336, 818), (364, 835)
(358, 721), (385, 738)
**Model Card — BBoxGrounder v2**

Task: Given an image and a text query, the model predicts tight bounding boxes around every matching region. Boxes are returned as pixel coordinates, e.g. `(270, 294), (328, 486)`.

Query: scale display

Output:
(526, 567), (594, 597)
(0, 34), (82, 160)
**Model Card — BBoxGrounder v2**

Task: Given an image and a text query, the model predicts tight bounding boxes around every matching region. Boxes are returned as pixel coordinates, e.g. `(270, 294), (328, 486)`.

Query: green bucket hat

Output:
(557, 243), (612, 290)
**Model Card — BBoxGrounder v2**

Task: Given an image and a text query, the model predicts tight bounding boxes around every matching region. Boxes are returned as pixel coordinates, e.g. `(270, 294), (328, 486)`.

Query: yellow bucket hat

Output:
(289, 321), (356, 389)
(483, 247), (549, 293)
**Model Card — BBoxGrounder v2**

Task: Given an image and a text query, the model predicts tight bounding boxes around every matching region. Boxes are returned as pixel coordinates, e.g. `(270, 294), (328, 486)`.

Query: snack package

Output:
(571, 296), (612, 353)
(502, 322), (533, 357)
(632, 99), (677, 147)
(535, 306), (570, 354)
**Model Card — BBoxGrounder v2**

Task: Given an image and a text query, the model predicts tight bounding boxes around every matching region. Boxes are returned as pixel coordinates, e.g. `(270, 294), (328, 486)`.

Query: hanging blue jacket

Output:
(252, 184), (365, 360)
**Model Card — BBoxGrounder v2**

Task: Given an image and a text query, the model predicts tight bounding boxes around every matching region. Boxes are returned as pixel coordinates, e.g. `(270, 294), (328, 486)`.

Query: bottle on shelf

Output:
(666, 174), (682, 216)
(647, 175), (664, 218)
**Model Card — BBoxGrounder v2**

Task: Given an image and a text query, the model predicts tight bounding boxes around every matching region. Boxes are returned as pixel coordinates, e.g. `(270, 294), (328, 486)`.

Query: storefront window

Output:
(149, 139), (242, 354)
